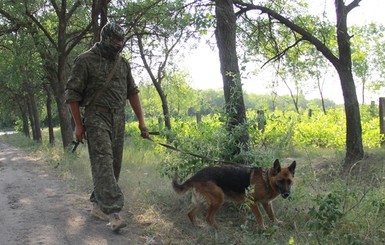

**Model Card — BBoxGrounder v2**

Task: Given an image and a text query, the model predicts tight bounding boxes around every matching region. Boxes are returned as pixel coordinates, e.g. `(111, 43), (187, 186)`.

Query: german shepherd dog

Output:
(172, 159), (296, 228)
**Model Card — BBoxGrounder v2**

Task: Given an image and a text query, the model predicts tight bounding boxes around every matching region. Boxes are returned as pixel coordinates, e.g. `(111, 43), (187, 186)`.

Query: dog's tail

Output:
(172, 175), (193, 195)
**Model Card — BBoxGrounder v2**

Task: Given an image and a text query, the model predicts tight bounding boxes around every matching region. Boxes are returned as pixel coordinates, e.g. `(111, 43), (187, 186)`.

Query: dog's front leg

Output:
(261, 202), (283, 225)
(250, 204), (266, 229)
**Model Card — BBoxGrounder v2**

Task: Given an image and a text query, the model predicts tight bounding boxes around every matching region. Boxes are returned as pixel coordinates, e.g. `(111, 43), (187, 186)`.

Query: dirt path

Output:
(0, 139), (148, 245)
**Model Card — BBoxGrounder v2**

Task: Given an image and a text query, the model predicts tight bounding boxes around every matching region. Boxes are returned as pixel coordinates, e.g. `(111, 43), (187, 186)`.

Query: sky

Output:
(181, 0), (385, 104)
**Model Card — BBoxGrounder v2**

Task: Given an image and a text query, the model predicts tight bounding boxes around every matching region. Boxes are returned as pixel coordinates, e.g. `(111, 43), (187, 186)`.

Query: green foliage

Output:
(307, 192), (344, 235)
(197, 89), (225, 114)
(249, 106), (383, 150)
(298, 168), (385, 245)
(294, 109), (345, 148)
(14, 119), (26, 133)
(351, 23), (385, 97)
(370, 190), (385, 214)
(155, 114), (230, 179)
(125, 116), (161, 136)
(163, 70), (199, 116)
(142, 113), (275, 180)
(129, 105), (384, 179)
(362, 117), (385, 148)
(247, 108), (346, 149)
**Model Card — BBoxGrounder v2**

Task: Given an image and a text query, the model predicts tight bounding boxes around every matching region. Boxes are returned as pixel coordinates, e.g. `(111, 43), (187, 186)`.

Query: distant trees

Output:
(351, 23), (385, 104)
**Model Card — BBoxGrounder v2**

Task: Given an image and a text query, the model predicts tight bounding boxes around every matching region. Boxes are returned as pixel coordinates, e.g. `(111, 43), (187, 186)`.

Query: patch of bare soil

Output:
(0, 140), (152, 245)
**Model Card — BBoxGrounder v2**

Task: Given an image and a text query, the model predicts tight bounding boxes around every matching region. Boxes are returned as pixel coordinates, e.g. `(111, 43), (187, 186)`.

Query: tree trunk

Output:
(335, 0), (364, 164)
(52, 74), (74, 149)
(92, 0), (108, 43)
(26, 84), (42, 142)
(24, 0), (91, 150)
(316, 77), (327, 115)
(19, 102), (30, 138)
(337, 68), (364, 164)
(44, 84), (55, 145)
(135, 31), (172, 132)
(55, 0), (75, 149)
(43, 56), (73, 148)
(159, 90), (172, 131)
(28, 25), (73, 149)
(20, 63), (41, 142)
(26, 97), (36, 140)
(215, 0), (249, 155)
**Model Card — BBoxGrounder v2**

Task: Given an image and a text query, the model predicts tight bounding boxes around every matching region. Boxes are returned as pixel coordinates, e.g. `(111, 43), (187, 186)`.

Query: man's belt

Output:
(86, 105), (121, 114)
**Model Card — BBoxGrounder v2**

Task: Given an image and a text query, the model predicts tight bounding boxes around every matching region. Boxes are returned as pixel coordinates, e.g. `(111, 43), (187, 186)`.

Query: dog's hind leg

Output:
(188, 188), (202, 226)
(204, 184), (224, 229)
(188, 205), (199, 226)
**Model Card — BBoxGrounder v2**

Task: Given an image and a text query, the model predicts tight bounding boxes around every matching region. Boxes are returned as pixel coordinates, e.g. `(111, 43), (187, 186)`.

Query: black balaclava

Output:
(99, 22), (125, 58)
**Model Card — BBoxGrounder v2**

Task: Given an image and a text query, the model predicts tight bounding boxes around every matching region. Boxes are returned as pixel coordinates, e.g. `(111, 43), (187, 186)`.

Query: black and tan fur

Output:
(172, 159), (296, 228)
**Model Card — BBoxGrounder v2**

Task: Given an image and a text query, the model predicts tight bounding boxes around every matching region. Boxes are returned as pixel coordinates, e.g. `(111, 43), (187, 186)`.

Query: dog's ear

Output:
(288, 161), (296, 176)
(273, 159), (281, 174)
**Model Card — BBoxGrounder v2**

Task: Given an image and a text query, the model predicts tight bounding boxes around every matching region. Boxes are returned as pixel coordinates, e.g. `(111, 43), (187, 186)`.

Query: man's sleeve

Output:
(126, 61), (140, 97)
(65, 56), (87, 104)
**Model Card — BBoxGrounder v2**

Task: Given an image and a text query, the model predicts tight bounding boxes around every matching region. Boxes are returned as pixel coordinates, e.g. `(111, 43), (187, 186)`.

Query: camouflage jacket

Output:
(65, 43), (139, 109)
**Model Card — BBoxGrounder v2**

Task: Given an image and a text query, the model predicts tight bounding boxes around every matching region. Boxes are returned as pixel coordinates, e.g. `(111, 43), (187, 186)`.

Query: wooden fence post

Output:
(257, 110), (266, 133)
(370, 101), (376, 117)
(308, 109), (313, 118)
(379, 97), (385, 146)
(196, 112), (201, 124)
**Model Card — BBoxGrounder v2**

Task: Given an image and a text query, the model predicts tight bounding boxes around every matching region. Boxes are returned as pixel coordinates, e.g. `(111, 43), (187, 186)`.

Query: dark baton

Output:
(71, 141), (80, 153)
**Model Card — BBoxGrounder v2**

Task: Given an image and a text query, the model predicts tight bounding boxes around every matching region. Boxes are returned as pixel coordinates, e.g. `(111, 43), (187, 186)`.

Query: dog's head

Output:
(270, 159), (296, 199)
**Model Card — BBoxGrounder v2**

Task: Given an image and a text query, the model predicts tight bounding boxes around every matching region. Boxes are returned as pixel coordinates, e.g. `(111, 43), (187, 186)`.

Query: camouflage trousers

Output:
(84, 108), (125, 214)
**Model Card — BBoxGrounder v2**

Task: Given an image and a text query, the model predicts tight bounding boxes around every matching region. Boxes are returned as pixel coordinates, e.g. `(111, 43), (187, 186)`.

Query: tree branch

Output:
(65, 22), (93, 57)
(346, 0), (361, 13)
(25, 11), (57, 49)
(261, 38), (303, 68)
(66, 0), (82, 21)
(49, 0), (60, 17)
(233, 0), (340, 68)
(126, 0), (163, 34)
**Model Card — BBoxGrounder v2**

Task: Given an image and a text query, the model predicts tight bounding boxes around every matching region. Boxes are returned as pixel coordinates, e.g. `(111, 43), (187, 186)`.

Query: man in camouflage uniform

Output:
(65, 22), (149, 232)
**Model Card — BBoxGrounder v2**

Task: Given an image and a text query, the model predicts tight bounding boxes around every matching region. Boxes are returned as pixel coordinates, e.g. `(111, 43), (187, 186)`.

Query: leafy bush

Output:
(294, 109), (345, 148)
(307, 192), (344, 235)
(126, 106), (383, 179)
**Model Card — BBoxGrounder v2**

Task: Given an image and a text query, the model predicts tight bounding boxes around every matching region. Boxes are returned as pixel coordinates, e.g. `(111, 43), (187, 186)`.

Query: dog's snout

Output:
(281, 192), (290, 199)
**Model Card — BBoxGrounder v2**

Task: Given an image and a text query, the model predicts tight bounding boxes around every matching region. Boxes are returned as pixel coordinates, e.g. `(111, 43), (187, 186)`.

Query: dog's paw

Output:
(256, 222), (267, 230)
(274, 219), (284, 226)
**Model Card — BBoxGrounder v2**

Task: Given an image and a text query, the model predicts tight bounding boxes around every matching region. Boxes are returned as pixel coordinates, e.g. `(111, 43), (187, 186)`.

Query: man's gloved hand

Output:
(139, 126), (149, 138)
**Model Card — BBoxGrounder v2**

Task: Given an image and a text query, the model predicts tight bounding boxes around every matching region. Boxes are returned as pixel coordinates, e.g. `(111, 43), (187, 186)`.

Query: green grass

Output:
(2, 132), (385, 245)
